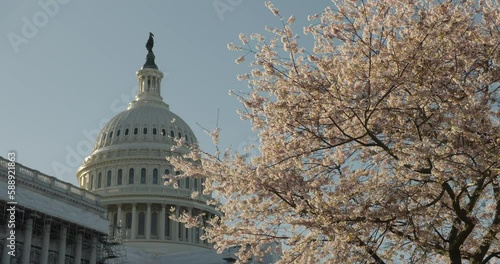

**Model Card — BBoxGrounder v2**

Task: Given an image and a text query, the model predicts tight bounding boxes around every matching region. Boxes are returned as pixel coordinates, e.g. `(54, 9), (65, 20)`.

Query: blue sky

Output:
(0, 0), (328, 185)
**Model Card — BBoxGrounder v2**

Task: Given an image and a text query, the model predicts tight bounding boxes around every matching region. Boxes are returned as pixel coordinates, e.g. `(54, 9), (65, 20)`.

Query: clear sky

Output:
(0, 0), (328, 185)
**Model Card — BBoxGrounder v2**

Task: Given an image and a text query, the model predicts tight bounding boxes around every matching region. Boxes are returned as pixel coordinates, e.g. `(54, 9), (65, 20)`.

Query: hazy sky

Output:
(0, 0), (328, 185)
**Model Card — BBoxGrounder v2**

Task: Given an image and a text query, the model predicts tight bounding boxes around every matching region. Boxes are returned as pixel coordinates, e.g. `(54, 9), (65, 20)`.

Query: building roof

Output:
(0, 157), (109, 233)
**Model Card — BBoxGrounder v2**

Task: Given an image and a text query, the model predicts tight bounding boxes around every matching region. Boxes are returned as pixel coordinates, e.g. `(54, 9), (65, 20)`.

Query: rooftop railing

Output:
(0, 156), (101, 208)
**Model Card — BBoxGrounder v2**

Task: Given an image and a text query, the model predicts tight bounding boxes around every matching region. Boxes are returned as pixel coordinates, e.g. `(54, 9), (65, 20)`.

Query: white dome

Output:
(92, 99), (197, 153)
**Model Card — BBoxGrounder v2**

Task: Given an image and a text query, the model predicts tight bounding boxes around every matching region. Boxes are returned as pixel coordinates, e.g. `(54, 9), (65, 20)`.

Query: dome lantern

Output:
(135, 32), (164, 103)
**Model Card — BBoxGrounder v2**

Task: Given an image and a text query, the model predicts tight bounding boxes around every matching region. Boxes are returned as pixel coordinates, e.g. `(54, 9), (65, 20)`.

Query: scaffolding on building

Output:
(98, 220), (127, 264)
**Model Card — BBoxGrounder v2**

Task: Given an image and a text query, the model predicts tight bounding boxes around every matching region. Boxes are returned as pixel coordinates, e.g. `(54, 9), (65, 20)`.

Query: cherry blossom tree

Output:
(170, 0), (499, 263)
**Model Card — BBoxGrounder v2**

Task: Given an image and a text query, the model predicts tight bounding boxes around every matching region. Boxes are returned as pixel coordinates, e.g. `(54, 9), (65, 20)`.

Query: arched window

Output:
(107, 170), (112, 186)
(138, 212), (145, 236)
(117, 169), (123, 185)
(141, 168), (146, 184)
(117, 130), (121, 136)
(109, 131), (113, 138)
(185, 134), (188, 142)
(164, 169), (170, 183)
(90, 174), (94, 190)
(178, 132), (182, 138)
(175, 171), (181, 187)
(153, 128), (157, 135)
(143, 128), (147, 134)
(129, 168), (134, 184)
(151, 212), (158, 236)
(153, 169), (158, 184)
(126, 213), (132, 229)
(170, 130), (174, 137)
(125, 129), (129, 135)
(134, 128), (138, 135)
(195, 227), (200, 243)
(194, 178), (198, 191)
(161, 129), (166, 136)
(97, 172), (102, 188)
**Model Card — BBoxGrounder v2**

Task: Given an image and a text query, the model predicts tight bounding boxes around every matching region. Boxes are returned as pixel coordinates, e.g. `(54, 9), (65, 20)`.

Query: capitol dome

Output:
(77, 35), (218, 255)
(91, 97), (198, 154)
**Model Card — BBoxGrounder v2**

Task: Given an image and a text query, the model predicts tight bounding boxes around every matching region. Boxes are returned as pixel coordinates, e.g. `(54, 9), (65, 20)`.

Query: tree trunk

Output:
(449, 249), (462, 264)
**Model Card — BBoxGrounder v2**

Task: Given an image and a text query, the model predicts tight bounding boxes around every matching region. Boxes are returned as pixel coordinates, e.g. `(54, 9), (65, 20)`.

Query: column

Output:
(146, 203), (151, 239)
(2, 224), (11, 264)
(107, 211), (113, 221)
(90, 235), (97, 264)
(40, 220), (51, 264)
(117, 204), (122, 226)
(172, 206), (178, 241)
(205, 213), (210, 245)
(74, 232), (83, 264)
(57, 225), (67, 264)
(187, 208), (192, 243)
(117, 204), (123, 239)
(159, 204), (166, 240)
(131, 203), (137, 239)
(138, 77), (141, 93)
(21, 216), (34, 264)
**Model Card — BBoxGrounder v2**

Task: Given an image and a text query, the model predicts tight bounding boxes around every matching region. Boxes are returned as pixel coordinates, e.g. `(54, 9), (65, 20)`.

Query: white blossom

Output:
(235, 56), (245, 64)
(239, 33), (248, 45)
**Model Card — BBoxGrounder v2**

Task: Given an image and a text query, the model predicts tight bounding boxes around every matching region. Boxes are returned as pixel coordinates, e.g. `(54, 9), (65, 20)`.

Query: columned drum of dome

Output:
(76, 34), (218, 254)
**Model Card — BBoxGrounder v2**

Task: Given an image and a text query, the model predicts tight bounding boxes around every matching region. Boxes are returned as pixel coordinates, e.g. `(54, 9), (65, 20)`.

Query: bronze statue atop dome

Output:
(142, 32), (158, 69)
(146, 32), (154, 52)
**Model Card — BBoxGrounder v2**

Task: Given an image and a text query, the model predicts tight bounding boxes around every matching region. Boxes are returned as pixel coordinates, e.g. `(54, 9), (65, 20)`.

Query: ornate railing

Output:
(0, 156), (101, 207)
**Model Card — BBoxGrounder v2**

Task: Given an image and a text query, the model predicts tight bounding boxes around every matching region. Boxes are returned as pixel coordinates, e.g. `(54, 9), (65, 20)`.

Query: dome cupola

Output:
(136, 32), (163, 103)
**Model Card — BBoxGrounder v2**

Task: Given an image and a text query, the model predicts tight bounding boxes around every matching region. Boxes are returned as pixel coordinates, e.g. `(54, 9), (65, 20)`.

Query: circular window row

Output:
(99, 127), (194, 145)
